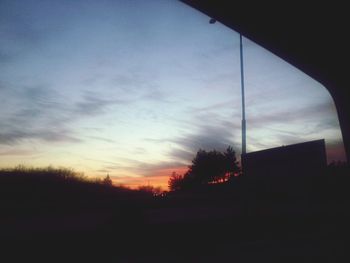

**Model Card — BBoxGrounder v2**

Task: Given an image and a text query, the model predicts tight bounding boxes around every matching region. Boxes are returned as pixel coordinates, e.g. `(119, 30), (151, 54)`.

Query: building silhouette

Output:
(242, 139), (327, 177)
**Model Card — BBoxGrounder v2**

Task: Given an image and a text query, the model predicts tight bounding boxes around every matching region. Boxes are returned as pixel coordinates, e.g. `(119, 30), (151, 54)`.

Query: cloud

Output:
(143, 99), (341, 165)
(172, 124), (235, 152)
(0, 129), (81, 145)
(0, 82), (81, 144)
(245, 100), (341, 150)
(107, 70), (165, 99)
(188, 100), (239, 113)
(169, 148), (194, 163)
(248, 101), (336, 128)
(73, 91), (132, 117)
(0, 148), (38, 156)
(159, 119), (239, 163)
(99, 157), (187, 179)
(0, 131), (28, 145)
(138, 161), (188, 177)
(141, 88), (172, 104)
(86, 136), (115, 143)
(110, 72), (151, 92)
(38, 130), (82, 143)
(0, 83), (132, 145)
(142, 110), (240, 164)
(83, 158), (121, 168)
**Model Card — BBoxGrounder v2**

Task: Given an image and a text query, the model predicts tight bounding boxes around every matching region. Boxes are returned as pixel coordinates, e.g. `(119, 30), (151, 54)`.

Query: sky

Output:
(0, 0), (345, 189)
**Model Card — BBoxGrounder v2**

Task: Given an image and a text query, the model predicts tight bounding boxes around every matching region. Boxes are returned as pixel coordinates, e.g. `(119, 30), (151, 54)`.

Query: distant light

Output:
(209, 18), (216, 24)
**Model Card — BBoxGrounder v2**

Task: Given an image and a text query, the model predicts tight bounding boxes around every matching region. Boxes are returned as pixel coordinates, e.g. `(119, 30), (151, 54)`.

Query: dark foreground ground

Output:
(1, 169), (350, 262)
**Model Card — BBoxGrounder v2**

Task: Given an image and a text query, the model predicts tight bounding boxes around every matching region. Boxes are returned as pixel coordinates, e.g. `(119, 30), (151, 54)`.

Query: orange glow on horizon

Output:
(112, 166), (188, 191)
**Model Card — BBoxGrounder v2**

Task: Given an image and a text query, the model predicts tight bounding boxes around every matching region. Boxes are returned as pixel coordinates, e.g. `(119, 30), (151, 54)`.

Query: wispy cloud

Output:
(147, 120), (239, 163)
(142, 109), (240, 164)
(0, 79), (137, 145)
(0, 76), (172, 146)
(248, 101), (336, 128)
(141, 88), (172, 103)
(0, 148), (39, 156)
(135, 161), (188, 177)
(188, 100), (239, 113)
(101, 158), (187, 178)
(0, 129), (81, 145)
(86, 136), (116, 143)
(74, 92), (131, 117)
(171, 124), (236, 153)
(0, 83), (76, 144)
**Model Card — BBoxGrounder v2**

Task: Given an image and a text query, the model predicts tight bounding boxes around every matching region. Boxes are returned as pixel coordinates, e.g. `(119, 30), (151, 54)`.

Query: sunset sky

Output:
(0, 0), (345, 189)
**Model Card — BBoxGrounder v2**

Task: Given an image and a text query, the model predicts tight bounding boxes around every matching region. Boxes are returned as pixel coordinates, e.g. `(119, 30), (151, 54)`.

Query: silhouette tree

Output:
(102, 174), (113, 186)
(224, 146), (240, 179)
(168, 172), (184, 191)
(189, 149), (226, 184)
(169, 146), (240, 190)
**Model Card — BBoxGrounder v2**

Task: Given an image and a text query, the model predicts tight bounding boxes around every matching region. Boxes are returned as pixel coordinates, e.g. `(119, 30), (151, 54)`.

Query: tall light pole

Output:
(209, 19), (246, 155)
(240, 34), (246, 155)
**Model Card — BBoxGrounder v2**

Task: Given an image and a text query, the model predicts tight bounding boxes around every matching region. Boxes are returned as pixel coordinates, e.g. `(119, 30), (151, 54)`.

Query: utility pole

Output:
(209, 19), (246, 155)
(240, 34), (246, 155)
